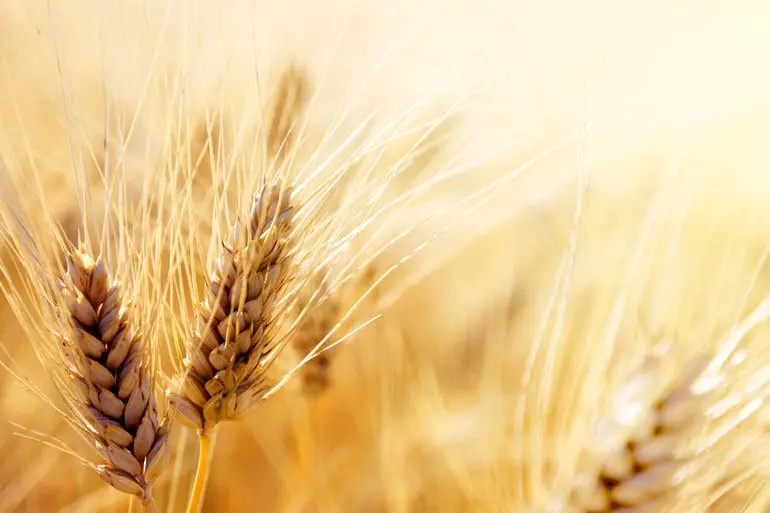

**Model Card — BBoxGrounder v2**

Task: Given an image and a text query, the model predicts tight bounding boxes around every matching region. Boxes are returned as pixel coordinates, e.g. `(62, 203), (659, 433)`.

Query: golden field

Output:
(3, 1), (770, 512)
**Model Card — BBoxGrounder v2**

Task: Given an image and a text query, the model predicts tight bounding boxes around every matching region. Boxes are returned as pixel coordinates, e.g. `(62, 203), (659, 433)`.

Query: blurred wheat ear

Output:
(565, 312), (770, 513)
(290, 267), (342, 396)
(267, 63), (311, 168)
(568, 349), (708, 512)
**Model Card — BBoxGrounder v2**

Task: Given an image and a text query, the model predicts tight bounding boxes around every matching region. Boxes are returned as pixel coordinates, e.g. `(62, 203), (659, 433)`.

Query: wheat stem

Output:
(129, 496), (158, 513)
(186, 431), (215, 513)
(145, 498), (159, 513)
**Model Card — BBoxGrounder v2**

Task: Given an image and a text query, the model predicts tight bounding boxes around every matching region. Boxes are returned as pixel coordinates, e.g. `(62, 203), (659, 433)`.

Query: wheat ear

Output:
(267, 63), (310, 167)
(568, 350), (720, 512)
(60, 248), (169, 511)
(291, 269), (341, 395)
(169, 182), (296, 512)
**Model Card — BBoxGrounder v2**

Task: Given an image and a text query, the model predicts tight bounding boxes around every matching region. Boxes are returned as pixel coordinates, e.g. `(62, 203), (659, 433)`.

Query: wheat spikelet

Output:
(58, 247), (169, 507)
(169, 182), (296, 434)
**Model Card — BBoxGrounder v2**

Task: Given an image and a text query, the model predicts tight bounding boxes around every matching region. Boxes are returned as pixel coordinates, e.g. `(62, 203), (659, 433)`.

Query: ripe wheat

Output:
(569, 351), (711, 512)
(169, 183), (296, 433)
(4, 1), (770, 512)
(60, 249), (169, 509)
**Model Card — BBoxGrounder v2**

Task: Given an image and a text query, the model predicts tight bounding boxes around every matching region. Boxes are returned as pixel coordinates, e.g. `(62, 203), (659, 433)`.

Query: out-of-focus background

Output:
(4, 1), (770, 511)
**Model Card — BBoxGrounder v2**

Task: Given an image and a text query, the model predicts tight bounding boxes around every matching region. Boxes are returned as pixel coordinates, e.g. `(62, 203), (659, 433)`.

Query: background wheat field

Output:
(3, 1), (770, 512)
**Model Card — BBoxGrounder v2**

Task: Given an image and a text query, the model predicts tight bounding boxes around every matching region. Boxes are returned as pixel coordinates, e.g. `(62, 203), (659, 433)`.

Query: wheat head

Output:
(568, 351), (701, 511)
(58, 248), (170, 506)
(169, 182), (296, 434)
(567, 336), (770, 513)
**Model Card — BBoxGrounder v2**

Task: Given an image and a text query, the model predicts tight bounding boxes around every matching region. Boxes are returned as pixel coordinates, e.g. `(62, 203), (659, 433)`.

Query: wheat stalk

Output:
(58, 248), (170, 511)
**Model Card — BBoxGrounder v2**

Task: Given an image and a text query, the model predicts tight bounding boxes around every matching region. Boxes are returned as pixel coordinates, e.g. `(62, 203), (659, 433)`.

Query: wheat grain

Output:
(58, 248), (169, 509)
(169, 182), (296, 434)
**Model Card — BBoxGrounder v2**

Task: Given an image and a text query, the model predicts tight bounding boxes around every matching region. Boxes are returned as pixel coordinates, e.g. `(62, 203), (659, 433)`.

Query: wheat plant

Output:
(0, 154), (172, 511)
(4, 1), (770, 513)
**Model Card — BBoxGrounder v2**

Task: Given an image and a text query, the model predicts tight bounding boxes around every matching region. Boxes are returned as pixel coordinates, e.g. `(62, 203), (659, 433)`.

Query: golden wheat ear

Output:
(167, 181), (297, 513)
(169, 182), (296, 433)
(59, 248), (170, 508)
(567, 349), (698, 512)
(564, 339), (769, 513)
(290, 268), (342, 395)
(266, 63), (311, 168)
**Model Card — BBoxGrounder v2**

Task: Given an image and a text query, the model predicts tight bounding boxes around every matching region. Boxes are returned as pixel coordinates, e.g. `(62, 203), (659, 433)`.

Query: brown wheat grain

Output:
(58, 248), (169, 508)
(169, 182), (296, 433)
